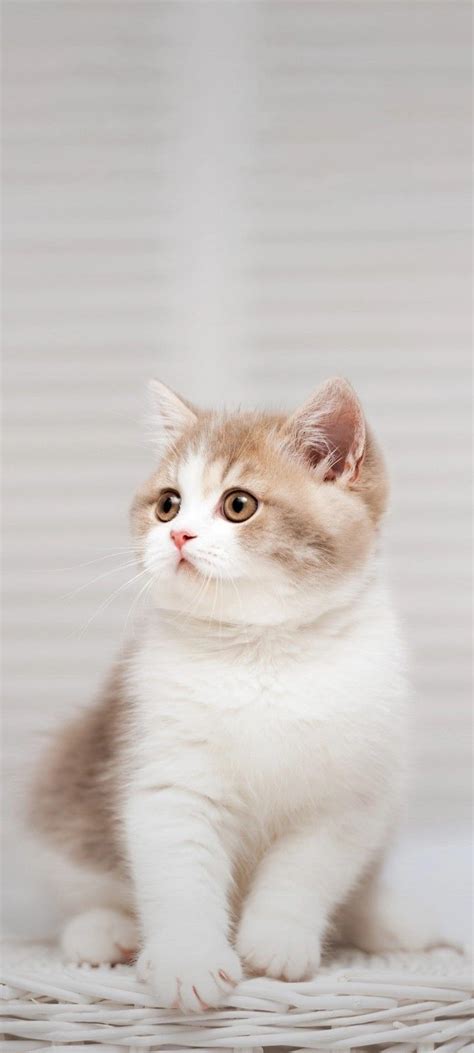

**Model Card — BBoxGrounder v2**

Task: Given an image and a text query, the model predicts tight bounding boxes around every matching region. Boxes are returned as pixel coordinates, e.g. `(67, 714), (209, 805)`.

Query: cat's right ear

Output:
(147, 380), (198, 457)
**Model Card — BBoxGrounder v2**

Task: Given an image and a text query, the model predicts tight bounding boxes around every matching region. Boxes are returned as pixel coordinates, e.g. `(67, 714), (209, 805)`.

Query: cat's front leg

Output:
(125, 785), (241, 1011)
(237, 806), (387, 980)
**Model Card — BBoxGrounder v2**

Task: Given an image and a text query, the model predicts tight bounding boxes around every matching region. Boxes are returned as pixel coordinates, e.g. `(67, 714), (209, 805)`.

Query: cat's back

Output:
(29, 661), (130, 874)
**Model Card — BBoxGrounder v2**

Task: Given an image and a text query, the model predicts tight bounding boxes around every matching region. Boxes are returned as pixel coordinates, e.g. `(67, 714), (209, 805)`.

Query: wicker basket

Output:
(1, 940), (472, 1052)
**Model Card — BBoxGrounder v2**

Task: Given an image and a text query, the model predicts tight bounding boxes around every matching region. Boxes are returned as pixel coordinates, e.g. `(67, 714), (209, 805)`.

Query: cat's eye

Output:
(155, 490), (181, 522)
(222, 490), (258, 523)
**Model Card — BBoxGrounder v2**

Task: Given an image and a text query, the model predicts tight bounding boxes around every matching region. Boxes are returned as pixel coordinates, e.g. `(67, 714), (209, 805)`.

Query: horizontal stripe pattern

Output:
(3, 1), (472, 936)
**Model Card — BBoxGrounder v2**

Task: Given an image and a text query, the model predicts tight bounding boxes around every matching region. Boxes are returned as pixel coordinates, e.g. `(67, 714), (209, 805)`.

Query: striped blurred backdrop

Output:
(3, 2), (472, 932)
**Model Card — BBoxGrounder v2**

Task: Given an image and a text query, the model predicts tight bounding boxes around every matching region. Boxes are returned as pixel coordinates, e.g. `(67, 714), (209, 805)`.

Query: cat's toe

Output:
(136, 932), (242, 1011)
(237, 913), (321, 981)
(61, 908), (138, 965)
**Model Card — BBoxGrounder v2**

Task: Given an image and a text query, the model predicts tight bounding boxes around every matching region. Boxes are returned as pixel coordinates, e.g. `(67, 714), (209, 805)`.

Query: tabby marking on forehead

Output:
(177, 449), (207, 501)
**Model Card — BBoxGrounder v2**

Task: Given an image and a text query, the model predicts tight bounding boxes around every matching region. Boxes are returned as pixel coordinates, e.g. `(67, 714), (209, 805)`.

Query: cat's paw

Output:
(237, 911), (321, 981)
(61, 908), (138, 965)
(136, 929), (242, 1011)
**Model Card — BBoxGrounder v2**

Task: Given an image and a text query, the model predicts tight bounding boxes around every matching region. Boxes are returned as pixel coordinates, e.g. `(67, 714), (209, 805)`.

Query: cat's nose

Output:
(170, 530), (197, 552)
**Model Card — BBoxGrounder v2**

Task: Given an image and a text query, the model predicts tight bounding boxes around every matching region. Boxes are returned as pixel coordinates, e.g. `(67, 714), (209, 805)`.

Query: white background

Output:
(3, 2), (472, 940)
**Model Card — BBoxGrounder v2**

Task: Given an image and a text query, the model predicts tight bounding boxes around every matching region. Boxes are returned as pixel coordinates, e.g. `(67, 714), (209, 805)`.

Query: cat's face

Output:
(131, 379), (388, 627)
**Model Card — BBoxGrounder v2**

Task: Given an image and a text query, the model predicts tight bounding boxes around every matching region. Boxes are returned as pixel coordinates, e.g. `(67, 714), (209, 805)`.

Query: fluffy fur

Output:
(30, 377), (430, 1013)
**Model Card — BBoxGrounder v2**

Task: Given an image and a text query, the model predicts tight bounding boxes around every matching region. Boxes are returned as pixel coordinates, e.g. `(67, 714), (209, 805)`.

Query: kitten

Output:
(30, 377), (430, 1012)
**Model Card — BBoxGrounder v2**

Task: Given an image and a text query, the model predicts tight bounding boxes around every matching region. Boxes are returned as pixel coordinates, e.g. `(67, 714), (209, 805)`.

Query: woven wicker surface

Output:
(1, 940), (472, 1052)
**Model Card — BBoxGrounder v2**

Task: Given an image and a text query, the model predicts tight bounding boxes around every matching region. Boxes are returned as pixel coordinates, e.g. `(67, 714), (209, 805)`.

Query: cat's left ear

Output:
(147, 380), (198, 456)
(286, 377), (366, 484)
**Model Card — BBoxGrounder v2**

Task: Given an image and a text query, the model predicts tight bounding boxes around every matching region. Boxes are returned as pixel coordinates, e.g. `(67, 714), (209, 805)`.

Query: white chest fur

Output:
(128, 583), (407, 832)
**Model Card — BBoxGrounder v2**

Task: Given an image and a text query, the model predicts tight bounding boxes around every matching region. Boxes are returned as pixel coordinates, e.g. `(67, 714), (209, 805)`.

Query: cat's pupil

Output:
(163, 497), (172, 513)
(233, 496), (245, 513)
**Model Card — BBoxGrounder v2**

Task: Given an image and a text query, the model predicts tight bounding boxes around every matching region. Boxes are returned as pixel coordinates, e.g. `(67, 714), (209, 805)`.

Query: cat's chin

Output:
(150, 575), (314, 628)
(175, 557), (200, 577)
(150, 564), (374, 632)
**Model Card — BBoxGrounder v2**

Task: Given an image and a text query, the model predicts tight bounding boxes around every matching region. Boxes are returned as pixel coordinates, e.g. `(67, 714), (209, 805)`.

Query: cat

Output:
(30, 377), (432, 1012)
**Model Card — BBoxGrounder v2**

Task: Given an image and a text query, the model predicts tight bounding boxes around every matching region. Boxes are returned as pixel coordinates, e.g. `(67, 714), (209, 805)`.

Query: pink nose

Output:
(171, 530), (196, 552)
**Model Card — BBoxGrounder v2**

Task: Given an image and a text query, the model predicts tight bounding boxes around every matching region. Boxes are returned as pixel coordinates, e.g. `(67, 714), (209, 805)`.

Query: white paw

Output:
(136, 929), (242, 1011)
(237, 910), (321, 981)
(61, 908), (139, 965)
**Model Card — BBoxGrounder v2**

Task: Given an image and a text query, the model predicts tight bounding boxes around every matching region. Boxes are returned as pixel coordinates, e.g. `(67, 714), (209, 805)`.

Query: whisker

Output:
(208, 564), (220, 632)
(72, 567), (149, 639)
(122, 573), (156, 641)
(47, 548), (136, 573)
(183, 570), (213, 625)
(166, 564), (213, 629)
(62, 558), (139, 599)
(226, 572), (250, 649)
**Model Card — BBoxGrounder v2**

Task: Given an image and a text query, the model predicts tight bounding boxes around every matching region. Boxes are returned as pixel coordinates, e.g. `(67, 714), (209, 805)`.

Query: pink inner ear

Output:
(323, 406), (365, 479)
(289, 379), (366, 483)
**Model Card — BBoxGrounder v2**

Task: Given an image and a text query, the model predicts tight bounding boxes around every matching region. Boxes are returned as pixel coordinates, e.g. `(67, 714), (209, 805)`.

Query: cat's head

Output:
(131, 378), (388, 627)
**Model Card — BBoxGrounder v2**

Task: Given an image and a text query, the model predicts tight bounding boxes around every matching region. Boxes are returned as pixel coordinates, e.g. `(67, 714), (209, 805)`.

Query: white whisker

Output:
(122, 574), (156, 641)
(62, 558), (139, 599)
(47, 548), (136, 573)
(72, 567), (149, 639)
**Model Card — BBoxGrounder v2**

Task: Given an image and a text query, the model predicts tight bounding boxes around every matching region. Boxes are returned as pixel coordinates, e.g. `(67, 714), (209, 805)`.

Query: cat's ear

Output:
(286, 378), (366, 483)
(147, 380), (197, 456)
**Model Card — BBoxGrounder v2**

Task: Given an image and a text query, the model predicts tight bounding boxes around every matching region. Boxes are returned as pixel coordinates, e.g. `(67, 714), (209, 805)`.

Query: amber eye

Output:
(155, 490), (181, 522)
(222, 490), (258, 523)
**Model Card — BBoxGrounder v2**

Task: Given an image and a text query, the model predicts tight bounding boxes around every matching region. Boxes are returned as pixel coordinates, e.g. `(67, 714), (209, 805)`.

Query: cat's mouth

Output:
(176, 555), (199, 577)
